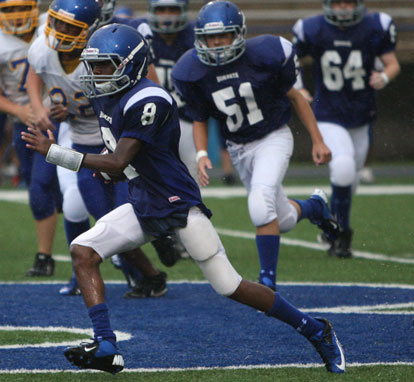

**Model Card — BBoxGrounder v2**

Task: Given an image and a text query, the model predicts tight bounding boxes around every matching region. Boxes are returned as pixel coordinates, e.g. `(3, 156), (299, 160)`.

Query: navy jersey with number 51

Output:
(172, 35), (298, 144)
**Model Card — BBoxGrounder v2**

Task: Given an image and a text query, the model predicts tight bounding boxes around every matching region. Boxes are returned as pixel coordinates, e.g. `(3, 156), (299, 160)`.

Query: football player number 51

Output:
(212, 82), (264, 132)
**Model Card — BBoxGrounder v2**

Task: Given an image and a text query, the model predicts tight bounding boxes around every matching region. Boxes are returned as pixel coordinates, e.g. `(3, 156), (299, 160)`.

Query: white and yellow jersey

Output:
(28, 34), (102, 146)
(0, 30), (35, 106)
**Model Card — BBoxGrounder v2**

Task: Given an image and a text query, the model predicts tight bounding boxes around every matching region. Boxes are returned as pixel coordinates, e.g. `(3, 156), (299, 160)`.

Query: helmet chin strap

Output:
(134, 56), (147, 83)
(120, 41), (145, 69)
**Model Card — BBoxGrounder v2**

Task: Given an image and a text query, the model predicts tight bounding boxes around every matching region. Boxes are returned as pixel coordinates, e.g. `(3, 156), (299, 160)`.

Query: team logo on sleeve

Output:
(168, 196), (181, 203)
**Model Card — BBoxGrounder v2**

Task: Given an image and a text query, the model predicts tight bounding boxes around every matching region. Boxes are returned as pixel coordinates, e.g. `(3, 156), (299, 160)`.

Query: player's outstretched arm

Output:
(26, 67), (56, 131)
(22, 126), (142, 175)
(193, 120), (212, 186)
(287, 87), (331, 165)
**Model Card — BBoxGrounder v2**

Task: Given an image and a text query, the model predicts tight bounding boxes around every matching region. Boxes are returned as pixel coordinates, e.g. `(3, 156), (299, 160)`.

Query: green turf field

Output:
(0, 178), (413, 381)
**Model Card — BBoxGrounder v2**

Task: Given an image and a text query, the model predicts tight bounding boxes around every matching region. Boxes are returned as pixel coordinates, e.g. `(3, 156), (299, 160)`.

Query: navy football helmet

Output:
(148, 0), (188, 34)
(45, 0), (101, 52)
(98, 0), (116, 27)
(0, 0), (38, 35)
(323, 0), (365, 27)
(194, 1), (246, 66)
(113, 5), (133, 20)
(80, 23), (149, 98)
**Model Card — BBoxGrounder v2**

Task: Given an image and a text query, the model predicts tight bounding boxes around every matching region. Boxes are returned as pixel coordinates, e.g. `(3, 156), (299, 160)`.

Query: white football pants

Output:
(226, 126), (298, 231)
(318, 122), (370, 190)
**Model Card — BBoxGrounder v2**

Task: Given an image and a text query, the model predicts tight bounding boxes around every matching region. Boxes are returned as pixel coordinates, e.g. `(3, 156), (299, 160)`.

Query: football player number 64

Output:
(321, 50), (366, 91)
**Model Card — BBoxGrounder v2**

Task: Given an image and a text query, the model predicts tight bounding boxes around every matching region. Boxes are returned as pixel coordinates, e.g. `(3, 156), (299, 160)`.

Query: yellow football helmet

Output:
(45, 0), (101, 52)
(0, 0), (38, 35)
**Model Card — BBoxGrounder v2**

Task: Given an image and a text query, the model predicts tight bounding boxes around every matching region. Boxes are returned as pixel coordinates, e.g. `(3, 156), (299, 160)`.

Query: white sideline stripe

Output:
(215, 228), (414, 264)
(303, 302), (414, 315)
(0, 326), (131, 350)
(1, 281), (414, 289)
(2, 184), (414, 204)
(1, 362), (413, 374)
(201, 185), (414, 198)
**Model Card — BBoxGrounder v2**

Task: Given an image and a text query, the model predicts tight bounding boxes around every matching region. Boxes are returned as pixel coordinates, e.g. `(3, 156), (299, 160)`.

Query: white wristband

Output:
(46, 143), (84, 172)
(196, 150), (208, 163)
(381, 72), (390, 85)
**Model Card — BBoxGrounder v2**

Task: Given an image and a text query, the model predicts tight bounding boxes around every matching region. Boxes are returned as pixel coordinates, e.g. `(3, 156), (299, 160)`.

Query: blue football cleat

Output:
(310, 318), (345, 373)
(309, 189), (340, 242)
(59, 275), (81, 296)
(258, 272), (276, 291)
(64, 339), (124, 374)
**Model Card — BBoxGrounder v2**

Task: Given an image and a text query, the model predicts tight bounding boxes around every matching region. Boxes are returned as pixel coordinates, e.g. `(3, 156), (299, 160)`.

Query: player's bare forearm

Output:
(287, 87), (323, 144)
(381, 51), (401, 81)
(193, 120), (209, 152)
(26, 67), (45, 111)
(26, 68), (55, 130)
(82, 137), (142, 175)
(22, 128), (141, 175)
(193, 120), (212, 186)
(287, 87), (331, 164)
(370, 52), (401, 90)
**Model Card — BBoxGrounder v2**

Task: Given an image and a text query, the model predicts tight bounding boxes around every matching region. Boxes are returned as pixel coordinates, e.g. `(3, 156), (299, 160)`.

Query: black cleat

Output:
(124, 272), (168, 298)
(26, 253), (55, 277)
(151, 236), (181, 267)
(328, 229), (353, 258)
(64, 339), (124, 374)
(221, 173), (236, 186)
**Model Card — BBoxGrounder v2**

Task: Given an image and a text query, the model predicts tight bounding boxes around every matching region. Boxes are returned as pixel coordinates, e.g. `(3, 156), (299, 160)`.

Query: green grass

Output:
(0, 182), (414, 381)
(0, 331), (90, 346)
(1, 366), (414, 382)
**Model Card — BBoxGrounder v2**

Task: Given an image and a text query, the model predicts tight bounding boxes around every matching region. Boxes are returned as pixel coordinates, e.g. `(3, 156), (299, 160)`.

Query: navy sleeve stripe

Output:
(123, 87), (173, 115)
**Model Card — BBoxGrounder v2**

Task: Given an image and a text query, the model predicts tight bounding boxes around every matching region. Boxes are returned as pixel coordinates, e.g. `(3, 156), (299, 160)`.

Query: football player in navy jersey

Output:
(27, 0), (169, 296)
(128, 0), (198, 181)
(292, 0), (400, 257)
(172, 1), (339, 291)
(22, 23), (346, 375)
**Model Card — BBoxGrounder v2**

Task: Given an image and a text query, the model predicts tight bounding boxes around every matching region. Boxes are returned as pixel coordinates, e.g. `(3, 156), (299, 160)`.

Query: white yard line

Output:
(202, 185), (414, 198)
(2, 184), (414, 203)
(0, 326), (131, 350)
(215, 228), (414, 265)
(1, 361), (413, 374)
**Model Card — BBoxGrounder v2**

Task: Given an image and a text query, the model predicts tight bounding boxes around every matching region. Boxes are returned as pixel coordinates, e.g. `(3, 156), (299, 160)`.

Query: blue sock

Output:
(256, 235), (280, 287)
(294, 198), (323, 222)
(118, 255), (143, 288)
(63, 218), (90, 245)
(331, 184), (352, 231)
(88, 303), (117, 345)
(267, 293), (325, 339)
